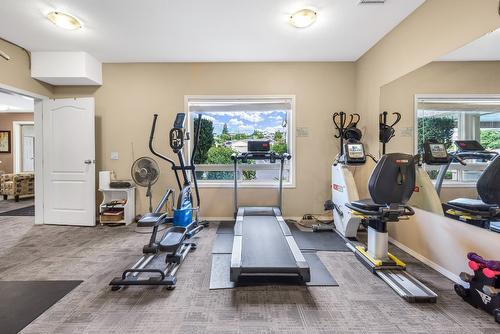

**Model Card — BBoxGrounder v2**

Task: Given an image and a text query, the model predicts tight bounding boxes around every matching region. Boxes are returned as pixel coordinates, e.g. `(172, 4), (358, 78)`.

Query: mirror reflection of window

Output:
(416, 98), (500, 184)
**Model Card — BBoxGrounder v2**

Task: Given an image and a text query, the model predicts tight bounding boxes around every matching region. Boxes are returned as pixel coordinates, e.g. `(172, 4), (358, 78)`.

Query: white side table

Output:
(99, 187), (136, 225)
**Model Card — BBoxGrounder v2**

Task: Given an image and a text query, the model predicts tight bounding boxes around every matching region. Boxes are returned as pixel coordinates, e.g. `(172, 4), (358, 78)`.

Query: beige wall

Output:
(0, 39), (53, 97)
(389, 208), (500, 279)
(380, 61), (500, 154)
(54, 62), (356, 217)
(0, 112), (34, 173)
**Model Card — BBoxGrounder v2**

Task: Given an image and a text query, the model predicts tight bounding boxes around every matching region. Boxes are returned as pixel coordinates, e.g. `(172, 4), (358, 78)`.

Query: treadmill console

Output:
(423, 141), (449, 165)
(454, 140), (484, 152)
(247, 140), (270, 152)
(344, 142), (366, 164)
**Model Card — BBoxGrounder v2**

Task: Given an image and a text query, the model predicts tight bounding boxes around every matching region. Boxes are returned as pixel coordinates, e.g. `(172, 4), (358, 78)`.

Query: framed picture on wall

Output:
(0, 130), (11, 153)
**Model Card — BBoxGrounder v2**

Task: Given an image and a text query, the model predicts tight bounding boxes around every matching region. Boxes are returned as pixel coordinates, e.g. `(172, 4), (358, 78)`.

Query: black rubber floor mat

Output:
(216, 221), (235, 234)
(0, 205), (35, 216)
(214, 221), (349, 252)
(209, 252), (337, 289)
(0, 280), (82, 334)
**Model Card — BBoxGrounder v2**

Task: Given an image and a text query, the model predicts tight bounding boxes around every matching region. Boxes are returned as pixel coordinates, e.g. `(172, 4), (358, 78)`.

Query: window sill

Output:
(432, 182), (477, 188)
(197, 182), (296, 189)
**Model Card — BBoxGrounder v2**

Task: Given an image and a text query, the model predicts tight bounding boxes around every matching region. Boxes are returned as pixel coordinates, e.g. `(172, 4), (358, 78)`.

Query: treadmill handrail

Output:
(232, 152), (292, 218)
(435, 149), (499, 195)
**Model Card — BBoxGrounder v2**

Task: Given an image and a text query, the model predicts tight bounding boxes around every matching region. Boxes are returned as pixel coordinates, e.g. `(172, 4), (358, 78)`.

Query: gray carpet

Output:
(0, 280), (82, 334)
(0, 216), (498, 333)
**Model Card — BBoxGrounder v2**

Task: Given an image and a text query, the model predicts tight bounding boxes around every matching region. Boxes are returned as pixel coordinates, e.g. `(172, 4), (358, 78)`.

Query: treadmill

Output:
(434, 140), (500, 230)
(229, 141), (310, 283)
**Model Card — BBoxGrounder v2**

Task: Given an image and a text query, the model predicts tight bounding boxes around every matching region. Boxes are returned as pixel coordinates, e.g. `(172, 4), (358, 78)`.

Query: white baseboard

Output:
(202, 216), (303, 221)
(389, 237), (462, 284)
(201, 217), (233, 221)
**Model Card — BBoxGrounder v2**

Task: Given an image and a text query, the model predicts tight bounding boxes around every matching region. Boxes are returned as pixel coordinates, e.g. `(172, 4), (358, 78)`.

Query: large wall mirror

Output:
(379, 28), (500, 234)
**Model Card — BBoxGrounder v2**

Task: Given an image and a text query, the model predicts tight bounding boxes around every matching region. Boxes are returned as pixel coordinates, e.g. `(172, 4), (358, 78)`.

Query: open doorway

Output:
(0, 89), (35, 214)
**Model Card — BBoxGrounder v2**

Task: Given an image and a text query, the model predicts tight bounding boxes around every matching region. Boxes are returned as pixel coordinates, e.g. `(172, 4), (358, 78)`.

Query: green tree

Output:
(233, 133), (249, 140)
(194, 118), (215, 164)
(480, 129), (500, 150)
(417, 117), (456, 153)
(242, 170), (256, 180)
(274, 131), (284, 143)
(222, 123), (229, 135)
(215, 133), (231, 146)
(206, 146), (236, 180)
(271, 142), (288, 155)
(207, 146), (235, 164)
(252, 130), (265, 139)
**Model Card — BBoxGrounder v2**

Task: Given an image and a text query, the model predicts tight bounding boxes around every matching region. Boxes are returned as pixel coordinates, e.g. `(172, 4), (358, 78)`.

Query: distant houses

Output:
(219, 130), (278, 153)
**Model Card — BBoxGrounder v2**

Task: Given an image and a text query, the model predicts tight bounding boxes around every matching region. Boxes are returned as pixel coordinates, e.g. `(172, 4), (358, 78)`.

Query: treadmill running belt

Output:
(242, 216), (296, 269)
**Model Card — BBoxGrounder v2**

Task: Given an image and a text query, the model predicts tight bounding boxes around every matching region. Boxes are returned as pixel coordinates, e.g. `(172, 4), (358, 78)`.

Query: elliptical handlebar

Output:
(190, 114), (203, 208)
(379, 111), (402, 154)
(380, 111), (402, 128)
(149, 114), (177, 168)
(191, 114), (202, 167)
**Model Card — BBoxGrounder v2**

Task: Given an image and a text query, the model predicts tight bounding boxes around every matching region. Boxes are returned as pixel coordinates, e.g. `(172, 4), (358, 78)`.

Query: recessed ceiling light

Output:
(47, 11), (82, 30)
(289, 9), (317, 28)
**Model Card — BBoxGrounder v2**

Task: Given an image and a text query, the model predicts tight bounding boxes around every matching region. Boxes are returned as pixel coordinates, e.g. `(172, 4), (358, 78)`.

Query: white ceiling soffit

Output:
(0, 0), (425, 63)
(439, 28), (500, 61)
(0, 91), (34, 112)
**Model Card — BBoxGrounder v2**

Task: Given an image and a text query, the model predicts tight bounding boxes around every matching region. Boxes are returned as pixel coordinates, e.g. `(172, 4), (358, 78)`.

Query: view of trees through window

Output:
(188, 99), (292, 184)
(416, 99), (500, 182)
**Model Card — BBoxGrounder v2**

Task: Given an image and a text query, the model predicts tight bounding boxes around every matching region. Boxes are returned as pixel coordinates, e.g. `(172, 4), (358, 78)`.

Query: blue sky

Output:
(194, 110), (288, 135)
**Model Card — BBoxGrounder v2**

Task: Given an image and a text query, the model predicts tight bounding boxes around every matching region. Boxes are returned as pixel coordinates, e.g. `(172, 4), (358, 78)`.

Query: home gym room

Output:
(0, 0), (499, 333)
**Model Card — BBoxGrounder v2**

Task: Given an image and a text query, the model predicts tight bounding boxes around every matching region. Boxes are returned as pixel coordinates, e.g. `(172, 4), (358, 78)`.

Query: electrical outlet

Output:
(111, 152), (119, 160)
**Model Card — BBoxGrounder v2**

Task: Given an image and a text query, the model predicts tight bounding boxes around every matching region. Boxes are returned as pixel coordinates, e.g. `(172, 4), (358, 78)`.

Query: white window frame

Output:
(184, 95), (296, 188)
(414, 93), (500, 188)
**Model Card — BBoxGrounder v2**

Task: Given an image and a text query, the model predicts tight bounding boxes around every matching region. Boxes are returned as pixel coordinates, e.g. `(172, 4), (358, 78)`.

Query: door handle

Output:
(84, 160), (93, 165)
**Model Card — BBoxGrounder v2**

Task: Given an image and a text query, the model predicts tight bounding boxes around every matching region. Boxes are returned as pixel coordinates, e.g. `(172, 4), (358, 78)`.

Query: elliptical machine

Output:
(110, 113), (207, 290)
(331, 111), (377, 238)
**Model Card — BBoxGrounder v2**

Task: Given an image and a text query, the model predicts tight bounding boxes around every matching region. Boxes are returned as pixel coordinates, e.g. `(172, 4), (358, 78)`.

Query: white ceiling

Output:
(0, 0), (425, 63)
(439, 28), (500, 61)
(0, 91), (34, 112)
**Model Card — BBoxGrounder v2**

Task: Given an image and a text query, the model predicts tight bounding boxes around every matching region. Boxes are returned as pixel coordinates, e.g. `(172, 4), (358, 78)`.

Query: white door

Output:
(43, 98), (96, 226)
(22, 136), (35, 172)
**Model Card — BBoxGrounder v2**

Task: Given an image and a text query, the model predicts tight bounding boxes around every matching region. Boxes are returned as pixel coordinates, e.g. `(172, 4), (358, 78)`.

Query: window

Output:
(416, 96), (500, 185)
(186, 96), (295, 187)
